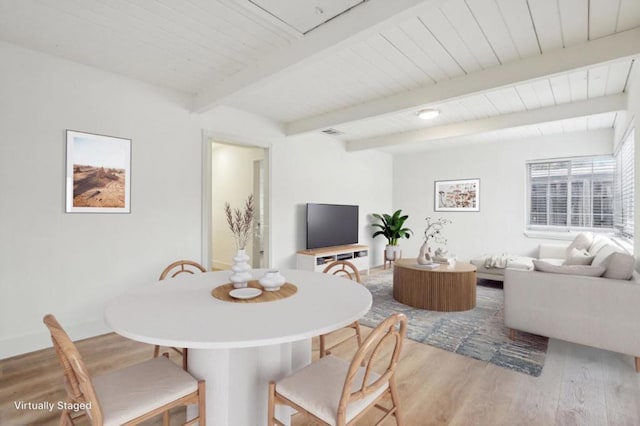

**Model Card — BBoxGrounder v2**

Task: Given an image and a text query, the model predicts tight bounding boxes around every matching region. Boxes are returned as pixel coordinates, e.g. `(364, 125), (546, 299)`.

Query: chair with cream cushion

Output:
(154, 259), (207, 370)
(320, 260), (363, 358)
(43, 314), (206, 426)
(268, 313), (407, 426)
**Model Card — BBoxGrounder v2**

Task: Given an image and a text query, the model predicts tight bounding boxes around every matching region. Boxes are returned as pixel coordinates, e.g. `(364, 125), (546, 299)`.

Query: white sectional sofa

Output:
(504, 234), (640, 371)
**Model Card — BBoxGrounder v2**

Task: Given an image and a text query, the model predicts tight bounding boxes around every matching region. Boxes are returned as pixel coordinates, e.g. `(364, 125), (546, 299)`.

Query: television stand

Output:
(296, 245), (369, 275)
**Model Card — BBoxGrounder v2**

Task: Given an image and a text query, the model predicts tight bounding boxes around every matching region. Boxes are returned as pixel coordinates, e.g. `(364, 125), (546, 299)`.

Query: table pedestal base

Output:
(186, 339), (311, 426)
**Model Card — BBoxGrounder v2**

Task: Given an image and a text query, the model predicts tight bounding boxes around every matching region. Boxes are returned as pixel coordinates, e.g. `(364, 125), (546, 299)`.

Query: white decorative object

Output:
(229, 288), (262, 299)
(229, 249), (252, 289)
(416, 263), (439, 269)
(419, 217), (452, 265)
(224, 195), (255, 289)
(259, 269), (286, 291)
(417, 240), (431, 265)
(433, 248), (456, 264)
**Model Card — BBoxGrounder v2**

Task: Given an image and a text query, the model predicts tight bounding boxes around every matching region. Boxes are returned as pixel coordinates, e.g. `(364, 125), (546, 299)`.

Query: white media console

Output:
(296, 244), (369, 274)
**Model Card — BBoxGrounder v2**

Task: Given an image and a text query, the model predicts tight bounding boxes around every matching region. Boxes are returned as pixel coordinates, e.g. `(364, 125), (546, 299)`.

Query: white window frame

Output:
(526, 156), (616, 234)
(614, 128), (635, 243)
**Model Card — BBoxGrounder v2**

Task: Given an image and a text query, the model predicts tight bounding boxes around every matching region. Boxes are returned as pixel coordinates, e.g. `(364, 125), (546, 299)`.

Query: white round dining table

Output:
(104, 269), (372, 426)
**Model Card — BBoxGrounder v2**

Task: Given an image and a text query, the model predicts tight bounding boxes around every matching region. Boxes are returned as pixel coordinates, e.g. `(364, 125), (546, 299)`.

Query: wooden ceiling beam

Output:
(289, 28), (640, 136)
(192, 0), (442, 113)
(346, 93), (627, 151)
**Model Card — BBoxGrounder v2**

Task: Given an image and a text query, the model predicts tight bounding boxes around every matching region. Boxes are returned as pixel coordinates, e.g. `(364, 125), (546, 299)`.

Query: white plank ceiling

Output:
(1, 0), (640, 151)
(332, 59), (633, 142)
(0, 0), (302, 93)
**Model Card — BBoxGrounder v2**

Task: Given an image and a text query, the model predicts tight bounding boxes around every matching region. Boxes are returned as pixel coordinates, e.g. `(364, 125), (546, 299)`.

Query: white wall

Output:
(200, 105), (284, 148)
(270, 134), (393, 269)
(392, 129), (614, 262)
(0, 42), (203, 358)
(211, 143), (264, 268)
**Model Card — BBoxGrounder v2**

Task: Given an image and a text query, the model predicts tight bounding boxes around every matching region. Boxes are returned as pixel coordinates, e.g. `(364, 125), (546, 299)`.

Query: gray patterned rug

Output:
(359, 270), (548, 377)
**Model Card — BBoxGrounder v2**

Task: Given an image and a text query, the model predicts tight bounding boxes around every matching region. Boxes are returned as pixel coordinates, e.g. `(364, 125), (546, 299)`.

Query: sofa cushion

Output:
(563, 248), (594, 266)
(532, 260), (605, 277)
(591, 245), (620, 268)
(538, 258), (564, 266)
(588, 235), (614, 256)
(566, 232), (594, 257)
(603, 253), (635, 280)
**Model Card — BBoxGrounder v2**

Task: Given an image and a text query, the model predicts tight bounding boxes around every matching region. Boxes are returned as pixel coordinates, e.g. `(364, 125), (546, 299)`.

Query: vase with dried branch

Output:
(225, 195), (255, 289)
(418, 217), (452, 265)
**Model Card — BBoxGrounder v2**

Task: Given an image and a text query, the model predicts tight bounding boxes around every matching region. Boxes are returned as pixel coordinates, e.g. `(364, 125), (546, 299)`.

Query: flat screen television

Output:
(306, 203), (359, 249)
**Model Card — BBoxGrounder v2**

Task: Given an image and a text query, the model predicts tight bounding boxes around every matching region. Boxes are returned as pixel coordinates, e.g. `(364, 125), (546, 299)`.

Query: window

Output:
(614, 129), (635, 241)
(527, 156), (615, 232)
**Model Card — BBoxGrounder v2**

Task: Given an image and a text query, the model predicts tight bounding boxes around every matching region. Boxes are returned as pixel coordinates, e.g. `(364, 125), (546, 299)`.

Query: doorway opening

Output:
(205, 140), (269, 270)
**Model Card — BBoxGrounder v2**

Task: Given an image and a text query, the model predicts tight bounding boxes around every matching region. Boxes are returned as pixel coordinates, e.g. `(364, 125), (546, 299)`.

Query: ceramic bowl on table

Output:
(259, 269), (286, 291)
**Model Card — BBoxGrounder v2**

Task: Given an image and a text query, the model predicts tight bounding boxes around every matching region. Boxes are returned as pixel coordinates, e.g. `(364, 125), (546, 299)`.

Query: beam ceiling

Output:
(346, 93), (627, 151)
(288, 28), (640, 137)
(193, 0), (446, 113)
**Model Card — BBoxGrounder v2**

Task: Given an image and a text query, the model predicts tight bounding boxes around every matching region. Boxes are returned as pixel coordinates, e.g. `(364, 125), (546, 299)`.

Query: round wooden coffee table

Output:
(393, 259), (477, 311)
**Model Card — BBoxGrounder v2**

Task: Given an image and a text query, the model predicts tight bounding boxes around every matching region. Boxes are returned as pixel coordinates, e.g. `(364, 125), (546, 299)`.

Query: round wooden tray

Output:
(211, 280), (297, 303)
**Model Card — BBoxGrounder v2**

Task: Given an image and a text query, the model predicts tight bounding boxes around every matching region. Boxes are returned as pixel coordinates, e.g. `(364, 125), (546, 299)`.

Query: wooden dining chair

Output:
(43, 314), (206, 426)
(159, 259), (207, 280)
(320, 260), (363, 358)
(268, 313), (407, 426)
(154, 259), (207, 370)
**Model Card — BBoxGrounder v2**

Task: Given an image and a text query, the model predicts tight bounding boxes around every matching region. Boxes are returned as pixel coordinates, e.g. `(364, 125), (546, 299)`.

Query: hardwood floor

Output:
(2, 326), (640, 425)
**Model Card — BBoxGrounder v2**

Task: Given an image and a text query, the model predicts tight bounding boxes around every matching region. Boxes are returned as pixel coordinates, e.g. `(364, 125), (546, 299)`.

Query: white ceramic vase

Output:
(259, 269), (286, 291)
(417, 240), (432, 265)
(229, 249), (252, 289)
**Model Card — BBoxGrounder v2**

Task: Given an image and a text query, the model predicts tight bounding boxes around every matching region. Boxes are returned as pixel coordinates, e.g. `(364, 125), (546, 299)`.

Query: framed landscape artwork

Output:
(434, 178), (480, 212)
(65, 130), (131, 213)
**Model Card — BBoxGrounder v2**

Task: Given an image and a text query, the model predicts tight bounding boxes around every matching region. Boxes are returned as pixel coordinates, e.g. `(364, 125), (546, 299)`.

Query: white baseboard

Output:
(212, 260), (232, 270)
(0, 319), (109, 360)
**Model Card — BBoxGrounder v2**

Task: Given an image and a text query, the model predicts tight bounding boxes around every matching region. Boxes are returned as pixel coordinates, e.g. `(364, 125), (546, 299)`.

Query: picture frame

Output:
(65, 130), (131, 213)
(434, 178), (480, 212)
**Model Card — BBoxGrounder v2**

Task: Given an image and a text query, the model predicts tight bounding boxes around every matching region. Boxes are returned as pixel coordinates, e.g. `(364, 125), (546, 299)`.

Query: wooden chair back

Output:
(159, 260), (207, 280)
(322, 260), (361, 283)
(43, 314), (103, 424)
(156, 260), (206, 370)
(336, 313), (407, 423)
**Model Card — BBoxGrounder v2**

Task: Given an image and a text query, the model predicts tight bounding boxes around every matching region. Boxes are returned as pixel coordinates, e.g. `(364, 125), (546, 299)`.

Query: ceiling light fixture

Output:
(417, 109), (439, 120)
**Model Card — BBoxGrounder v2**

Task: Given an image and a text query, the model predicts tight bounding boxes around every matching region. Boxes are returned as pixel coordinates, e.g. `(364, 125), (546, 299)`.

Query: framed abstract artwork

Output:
(65, 130), (131, 213)
(434, 178), (480, 212)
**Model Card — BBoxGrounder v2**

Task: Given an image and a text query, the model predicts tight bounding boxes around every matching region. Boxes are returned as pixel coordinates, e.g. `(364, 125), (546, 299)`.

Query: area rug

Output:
(359, 271), (548, 377)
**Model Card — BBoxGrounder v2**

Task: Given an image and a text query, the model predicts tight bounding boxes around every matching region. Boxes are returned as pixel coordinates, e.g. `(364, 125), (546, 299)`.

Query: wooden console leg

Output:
(509, 329), (517, 340)
(635, 357), (640, 373)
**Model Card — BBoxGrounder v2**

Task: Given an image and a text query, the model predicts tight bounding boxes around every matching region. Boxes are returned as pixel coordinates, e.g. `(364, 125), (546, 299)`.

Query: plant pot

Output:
(229, 249), (252, 289)
(385, 245), (402, 261)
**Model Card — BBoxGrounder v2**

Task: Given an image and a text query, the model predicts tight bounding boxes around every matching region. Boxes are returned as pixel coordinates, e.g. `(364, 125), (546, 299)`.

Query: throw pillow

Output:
(591, 245), (620, 268)
(603, 253), (635, 280)
(588, 235), (614, 257)
(533, 260), (605, 277)
(563, 248), (595, 266)
(566, 232), (594, 258)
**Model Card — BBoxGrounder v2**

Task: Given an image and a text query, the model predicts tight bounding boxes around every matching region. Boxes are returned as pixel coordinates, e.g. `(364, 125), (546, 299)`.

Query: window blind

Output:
(614, 130), (635, 240)
(527, 156), (615, 231)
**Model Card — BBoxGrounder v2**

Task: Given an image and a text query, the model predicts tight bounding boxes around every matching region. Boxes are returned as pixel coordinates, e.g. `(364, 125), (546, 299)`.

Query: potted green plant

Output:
(372, 210), (413, 261)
